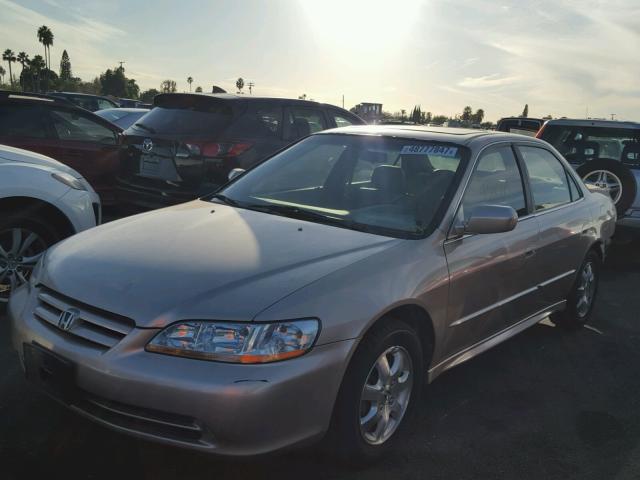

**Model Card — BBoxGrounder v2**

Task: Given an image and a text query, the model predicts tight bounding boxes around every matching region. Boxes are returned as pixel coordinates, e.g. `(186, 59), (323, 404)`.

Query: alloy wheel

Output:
(0, 228), (47, 303)
(576, 261), (596, 317)
(582, 170), (623, 204)
(359, 346), (413, 445)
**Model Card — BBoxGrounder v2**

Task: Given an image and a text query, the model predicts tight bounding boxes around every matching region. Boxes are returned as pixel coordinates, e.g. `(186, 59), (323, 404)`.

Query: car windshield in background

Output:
(541, 125), (640, 164)
(216, 134), (468, 238)
(128, 97), (233, 135)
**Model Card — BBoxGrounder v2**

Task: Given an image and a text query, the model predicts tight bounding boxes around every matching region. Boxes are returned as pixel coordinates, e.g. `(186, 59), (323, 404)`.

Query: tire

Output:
(550, 250), (601, 330)
(0, 212), (61, 306)
(576, 159), (637, 216)
(330, 319), (425, 464)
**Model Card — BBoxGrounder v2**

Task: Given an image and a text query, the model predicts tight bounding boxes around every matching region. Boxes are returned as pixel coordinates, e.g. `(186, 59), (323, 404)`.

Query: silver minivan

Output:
(10, 126), (615, 462)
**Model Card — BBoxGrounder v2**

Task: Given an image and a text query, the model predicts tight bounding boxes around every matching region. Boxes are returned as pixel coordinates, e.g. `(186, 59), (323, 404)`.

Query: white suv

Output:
(0, 144), (100, 303)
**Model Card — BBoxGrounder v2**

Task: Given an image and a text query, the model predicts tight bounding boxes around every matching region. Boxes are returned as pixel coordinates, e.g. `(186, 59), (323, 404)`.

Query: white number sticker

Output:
(400, 145), (458, 157)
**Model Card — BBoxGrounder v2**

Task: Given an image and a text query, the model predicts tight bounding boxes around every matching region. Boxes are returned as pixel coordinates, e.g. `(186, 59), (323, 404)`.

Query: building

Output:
(351, 102), (383, 124)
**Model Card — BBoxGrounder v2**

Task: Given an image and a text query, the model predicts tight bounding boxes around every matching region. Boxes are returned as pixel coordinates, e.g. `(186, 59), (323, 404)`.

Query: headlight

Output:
(146, 319), (320, 363)
(52, 172), (86, 191)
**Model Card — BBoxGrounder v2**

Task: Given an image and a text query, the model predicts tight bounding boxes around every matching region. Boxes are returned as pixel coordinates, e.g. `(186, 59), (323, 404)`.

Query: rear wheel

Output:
(0, 214), (60, 305)
(330, 319), (425, 464)
(550, 250), (601, 329)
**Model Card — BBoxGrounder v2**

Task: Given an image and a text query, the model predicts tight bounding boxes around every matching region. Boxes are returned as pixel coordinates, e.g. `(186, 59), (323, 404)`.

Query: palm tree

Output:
(2, 49), (16, 86)
(37, 25), (54, 90)
(0, 65), (5, 84)
(30, 55), (46, 92)
(187, 76), (193, 92)
(16, 52), (29, 91)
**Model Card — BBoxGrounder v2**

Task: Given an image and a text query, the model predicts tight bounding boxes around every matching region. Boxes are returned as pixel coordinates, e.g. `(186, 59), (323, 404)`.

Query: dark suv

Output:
(116, 93), (364, 210)
(496, 117), (544, 137)
(48, 92), (120, 112)
(0, 91), (123, 204)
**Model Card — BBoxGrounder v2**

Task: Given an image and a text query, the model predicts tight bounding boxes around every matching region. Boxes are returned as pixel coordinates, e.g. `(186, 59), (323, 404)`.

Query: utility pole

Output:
(610, 113), (616, 121)
(248, 82), (254, 95)
(342, 94), (344, 109)
(118, 61), (125, 71)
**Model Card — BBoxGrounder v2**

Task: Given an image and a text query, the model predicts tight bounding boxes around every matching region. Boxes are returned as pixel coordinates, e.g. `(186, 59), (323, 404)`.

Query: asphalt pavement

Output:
(1, 241), (639, 480)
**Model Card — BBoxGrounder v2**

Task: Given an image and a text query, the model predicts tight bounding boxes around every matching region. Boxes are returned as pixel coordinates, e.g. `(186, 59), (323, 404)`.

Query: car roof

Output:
(153, 93), (354, 111)
(49, 91), (115, 100)
(96, 108), (148, 113)
(544, 118), (640, 129)
(498, 117), (544, 123)
(316, 125), (532, 147)
(0, 90), (75, 107)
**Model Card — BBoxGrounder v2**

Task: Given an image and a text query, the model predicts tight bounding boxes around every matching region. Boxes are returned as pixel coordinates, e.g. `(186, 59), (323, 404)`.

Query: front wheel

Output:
(330, 320), (425, 463)
(550, 250), (601, 329)
(0, 213), (60, 305)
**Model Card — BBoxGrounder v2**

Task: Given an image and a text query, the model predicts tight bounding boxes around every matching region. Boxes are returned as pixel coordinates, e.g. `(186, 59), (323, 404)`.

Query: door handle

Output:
(524, 249), (536, 258)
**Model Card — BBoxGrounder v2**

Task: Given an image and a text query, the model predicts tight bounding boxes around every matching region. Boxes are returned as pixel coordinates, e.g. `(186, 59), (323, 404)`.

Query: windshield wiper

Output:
(134, 122), (156, 134)
(210, 193), (241, 207)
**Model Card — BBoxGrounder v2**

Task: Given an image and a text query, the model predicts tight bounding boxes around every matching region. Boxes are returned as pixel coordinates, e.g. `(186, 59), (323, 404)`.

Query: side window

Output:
(49, 109), (117, 144)
(0, 105), (49, 138)
(519, 146), (572, 210)
(229, 105), (282, 138)
(567, 171), (583, 201)
(462, 146), (527, 220)
(97, 98), (115, 110)
(332, 112), (355, 128)
(284, 107), (327, 141)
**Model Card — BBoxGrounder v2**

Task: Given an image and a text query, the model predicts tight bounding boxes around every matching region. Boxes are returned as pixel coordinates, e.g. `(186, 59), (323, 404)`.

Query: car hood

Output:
(0, 144), (80, 177)
(42, 200), (400, 327)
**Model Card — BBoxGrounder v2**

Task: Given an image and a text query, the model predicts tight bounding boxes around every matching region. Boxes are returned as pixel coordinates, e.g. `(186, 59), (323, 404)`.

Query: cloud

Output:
(458, 74), (519, 88)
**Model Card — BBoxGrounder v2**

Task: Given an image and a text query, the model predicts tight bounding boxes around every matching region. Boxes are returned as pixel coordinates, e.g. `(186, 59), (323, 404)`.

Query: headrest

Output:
(567, 140), (600, 161)
(293, 117), (311, 137)
(621, 143), (640, 166)
(371, 165), (405, 192)
(400, 154), (434, 176)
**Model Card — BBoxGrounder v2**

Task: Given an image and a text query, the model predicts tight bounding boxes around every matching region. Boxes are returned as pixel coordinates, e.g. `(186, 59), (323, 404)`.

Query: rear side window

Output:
(228, 105), (281, 138)
(97, 98), (116, 110)
(130, 98), (233, 135)
(519, 146), (571, 211)
(0, 105), (48, 138)
(70, 96), (98, 111)
(332, 112), (355, 128)
(284, 107), (327, 141)
(540, 124), (640, 164)
(49, 109), (117, 144)
(462, 146), (527, 219)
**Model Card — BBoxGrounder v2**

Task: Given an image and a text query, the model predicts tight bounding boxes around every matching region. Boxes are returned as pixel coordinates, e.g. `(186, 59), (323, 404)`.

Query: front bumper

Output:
(58, 187), (101, 231)
(9, 285), (354, 456)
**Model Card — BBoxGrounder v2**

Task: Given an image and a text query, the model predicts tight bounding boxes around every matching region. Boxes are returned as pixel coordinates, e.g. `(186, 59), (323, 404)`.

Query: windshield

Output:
(541, 124), (640, 165)
(215, 134), (468, 238)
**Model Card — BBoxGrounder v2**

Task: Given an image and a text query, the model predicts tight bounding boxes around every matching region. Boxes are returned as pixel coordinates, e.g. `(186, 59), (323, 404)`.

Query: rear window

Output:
(497, 119), (542, 136)
(130, 95), (234, 135)
(540, 124), (640, 165)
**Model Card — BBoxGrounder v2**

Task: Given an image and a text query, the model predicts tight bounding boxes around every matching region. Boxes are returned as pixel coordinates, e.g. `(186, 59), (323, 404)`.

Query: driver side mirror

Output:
(228, 168), (246, 181)
(453, 205), (518, 236)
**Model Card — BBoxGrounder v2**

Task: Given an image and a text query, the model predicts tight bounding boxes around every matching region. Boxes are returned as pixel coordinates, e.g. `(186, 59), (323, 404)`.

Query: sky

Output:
(1, 0), (639, 122)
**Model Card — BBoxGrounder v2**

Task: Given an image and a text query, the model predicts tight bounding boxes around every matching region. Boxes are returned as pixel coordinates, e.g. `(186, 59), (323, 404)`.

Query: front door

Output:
(443, 144), (540, 357)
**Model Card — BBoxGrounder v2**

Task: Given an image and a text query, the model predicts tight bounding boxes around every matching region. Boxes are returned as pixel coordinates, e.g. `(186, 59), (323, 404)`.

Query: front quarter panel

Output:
(254, 231), (451, 366)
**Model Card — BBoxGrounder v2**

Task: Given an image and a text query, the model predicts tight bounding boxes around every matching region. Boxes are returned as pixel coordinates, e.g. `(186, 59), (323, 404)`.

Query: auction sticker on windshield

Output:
(401, 145), (459, 157)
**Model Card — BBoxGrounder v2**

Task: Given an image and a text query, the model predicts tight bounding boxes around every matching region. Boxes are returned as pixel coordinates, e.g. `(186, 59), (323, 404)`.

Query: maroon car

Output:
(0, 91), (123, 205)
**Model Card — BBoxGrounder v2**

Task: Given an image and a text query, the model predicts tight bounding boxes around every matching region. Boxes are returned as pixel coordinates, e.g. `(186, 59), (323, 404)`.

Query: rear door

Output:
(516, 145), (592, 308)
(44, 106), (122, 202)
(443, 144), (540, 356)
(223, 101), (285, 169)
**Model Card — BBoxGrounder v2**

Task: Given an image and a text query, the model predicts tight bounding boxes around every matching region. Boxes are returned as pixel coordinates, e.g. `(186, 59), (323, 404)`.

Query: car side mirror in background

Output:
(464, 205), (518, 235)
(228, 168), (246, 181)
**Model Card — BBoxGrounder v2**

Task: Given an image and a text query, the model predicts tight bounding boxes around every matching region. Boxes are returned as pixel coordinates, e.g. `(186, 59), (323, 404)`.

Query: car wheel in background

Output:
(330, 319), (425, 464)
(550, 250), (601, 330)
(577, 159), (637, 216)
(0, 213), (60, 305)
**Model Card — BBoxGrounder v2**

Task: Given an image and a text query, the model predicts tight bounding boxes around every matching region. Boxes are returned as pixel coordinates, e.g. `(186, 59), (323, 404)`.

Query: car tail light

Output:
(184, 141), (252, 158)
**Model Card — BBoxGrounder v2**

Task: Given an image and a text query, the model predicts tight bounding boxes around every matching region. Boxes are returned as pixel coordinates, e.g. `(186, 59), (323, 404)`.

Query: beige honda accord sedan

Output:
(9, 126), (616, 462)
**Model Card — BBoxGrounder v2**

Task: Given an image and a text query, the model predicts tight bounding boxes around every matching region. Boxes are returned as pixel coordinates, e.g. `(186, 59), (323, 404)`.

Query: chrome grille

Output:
(34, 287), (135, 350)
